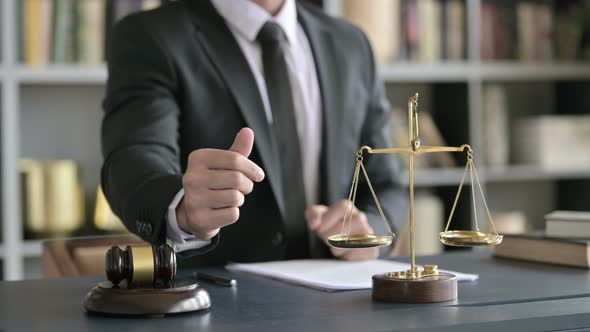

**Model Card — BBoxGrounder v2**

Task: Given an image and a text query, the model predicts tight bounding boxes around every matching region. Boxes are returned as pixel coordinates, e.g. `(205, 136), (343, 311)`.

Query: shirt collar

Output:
(211, 0), (298, 45)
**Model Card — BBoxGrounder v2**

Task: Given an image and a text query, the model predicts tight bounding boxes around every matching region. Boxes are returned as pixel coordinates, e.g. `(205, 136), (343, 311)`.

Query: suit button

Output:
(272, 232), (284, 246)
(135, 220), (152, 236)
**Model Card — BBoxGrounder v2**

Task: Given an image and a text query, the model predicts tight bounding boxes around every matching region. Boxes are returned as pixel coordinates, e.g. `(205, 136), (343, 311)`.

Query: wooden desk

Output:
(1, 252), (590, 331)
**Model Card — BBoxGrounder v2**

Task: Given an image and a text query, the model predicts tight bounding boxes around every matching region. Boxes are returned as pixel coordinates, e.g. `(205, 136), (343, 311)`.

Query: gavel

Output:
(105, 244), (176, 288)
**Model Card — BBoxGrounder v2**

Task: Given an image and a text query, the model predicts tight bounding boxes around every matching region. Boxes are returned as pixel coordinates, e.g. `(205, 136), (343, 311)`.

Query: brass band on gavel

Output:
(105, 244), (176, 288)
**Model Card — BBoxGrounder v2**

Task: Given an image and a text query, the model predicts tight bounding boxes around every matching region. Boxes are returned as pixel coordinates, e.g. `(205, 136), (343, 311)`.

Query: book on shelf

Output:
(21, 0), (163, 66)
(555, 1), (590, 61)
(52, 0), (78, 63)
(418, 0), (442, 62)
(342, 0), (465, 64)
(480, 0), (542, 61)
(391, 191), (444, 256)
(443, 0), (465, 61)
(481, 0), (590, 62)
(20, 160), (127, 238)
(19, 159), (85, 238)
(404, 0), (420, 61)
(545, 210), (590, 238)
(512, 115), (590, 170)
(516, 1), (538, 62)
(534, 0), (554, 61)
(494, 231), (590, 268)
(20, 159), (47, 234)
(480, 1), (500, 60)
(342, 0), (400, 64)
(21, 0), (51, 65)
(482, 84), (509, 167)
(43, 235), (145, 277)
(492, 211), (527, 235)
(94, 186), (126, 232)
(78, 0), (106, 65)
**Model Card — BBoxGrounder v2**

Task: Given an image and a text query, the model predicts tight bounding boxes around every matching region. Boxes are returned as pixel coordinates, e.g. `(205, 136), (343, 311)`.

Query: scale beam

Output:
(361, 145), (472, 156)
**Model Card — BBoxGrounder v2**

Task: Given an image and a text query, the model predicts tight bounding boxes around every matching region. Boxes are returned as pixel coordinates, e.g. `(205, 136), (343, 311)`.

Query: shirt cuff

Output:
(166, 188), (212, 252)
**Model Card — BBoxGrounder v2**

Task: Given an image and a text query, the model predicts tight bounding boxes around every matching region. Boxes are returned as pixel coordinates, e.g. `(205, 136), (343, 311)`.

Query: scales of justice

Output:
(327, 93), (503, 303)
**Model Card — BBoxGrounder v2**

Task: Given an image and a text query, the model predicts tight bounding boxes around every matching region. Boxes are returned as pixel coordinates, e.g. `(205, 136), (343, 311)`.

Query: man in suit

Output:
(101, 0), (407, 265)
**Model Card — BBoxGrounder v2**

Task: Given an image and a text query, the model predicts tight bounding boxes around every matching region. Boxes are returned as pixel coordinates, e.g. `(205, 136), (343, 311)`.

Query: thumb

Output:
(305, 205), (328, 230)
(229, 128), (255, 157)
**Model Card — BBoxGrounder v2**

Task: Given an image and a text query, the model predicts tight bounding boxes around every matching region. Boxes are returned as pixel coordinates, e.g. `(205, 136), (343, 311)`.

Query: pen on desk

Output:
(196, 272), (238, 287)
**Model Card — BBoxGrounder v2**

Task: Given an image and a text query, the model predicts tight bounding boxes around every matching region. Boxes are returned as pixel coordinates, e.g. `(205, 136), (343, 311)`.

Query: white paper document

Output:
(226, 259), (479, 291)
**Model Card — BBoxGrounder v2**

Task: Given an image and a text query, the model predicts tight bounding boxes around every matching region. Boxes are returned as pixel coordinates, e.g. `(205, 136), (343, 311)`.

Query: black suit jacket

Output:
(101, 0), (408, 265)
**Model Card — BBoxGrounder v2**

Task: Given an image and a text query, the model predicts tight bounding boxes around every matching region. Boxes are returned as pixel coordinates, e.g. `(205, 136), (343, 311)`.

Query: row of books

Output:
(343, 0), (465, 64)
(345, 0), (590, 64)
(514, 115), (590, 170)
(495, 210), (590, 268)
(481, 0), (590, 61)
(20, 159), (125, 238)
(20, 0), (162, 66)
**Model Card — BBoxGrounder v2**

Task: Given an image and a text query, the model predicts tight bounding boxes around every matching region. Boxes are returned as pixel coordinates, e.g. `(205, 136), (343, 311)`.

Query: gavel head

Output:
(105, 244), (176, 288)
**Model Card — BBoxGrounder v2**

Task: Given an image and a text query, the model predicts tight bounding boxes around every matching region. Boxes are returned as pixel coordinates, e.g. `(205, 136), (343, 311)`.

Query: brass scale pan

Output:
(328, 231), (502, 249)
(328, 234), (394, 249)
(439, 230), (503, 247)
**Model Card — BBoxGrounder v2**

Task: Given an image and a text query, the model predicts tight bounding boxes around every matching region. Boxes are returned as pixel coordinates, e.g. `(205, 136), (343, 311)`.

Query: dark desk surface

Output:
(2, 252), (590, 332)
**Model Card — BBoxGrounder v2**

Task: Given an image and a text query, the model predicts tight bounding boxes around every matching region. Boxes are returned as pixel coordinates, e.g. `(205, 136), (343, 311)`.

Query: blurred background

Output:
(1, 0), (589, 280)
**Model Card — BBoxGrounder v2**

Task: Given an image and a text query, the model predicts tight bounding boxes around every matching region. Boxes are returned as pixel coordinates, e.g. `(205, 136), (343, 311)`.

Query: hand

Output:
(305, 200), (379, 261)
(177, 128), (265, 239)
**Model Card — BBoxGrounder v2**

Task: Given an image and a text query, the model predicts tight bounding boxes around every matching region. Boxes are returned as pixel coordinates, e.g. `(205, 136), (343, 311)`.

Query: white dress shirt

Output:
(167, 0), (322, 251)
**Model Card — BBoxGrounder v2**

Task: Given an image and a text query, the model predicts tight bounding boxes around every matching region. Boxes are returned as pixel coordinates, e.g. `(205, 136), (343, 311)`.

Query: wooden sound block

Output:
(84, 279), (211, 316)
(372, 272), (457, 303)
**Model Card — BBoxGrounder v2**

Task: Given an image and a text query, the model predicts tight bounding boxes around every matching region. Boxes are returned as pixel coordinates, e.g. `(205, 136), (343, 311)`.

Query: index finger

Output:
(200, 149), (265, 182)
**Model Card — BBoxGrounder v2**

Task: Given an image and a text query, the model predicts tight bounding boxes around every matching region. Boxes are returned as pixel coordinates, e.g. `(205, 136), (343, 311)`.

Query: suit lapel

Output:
(186, 0), (285, 217)
(297, 4), (343, 204)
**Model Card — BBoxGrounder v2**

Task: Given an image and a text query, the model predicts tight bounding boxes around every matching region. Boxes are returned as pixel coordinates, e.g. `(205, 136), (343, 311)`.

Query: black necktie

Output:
(257, 22), (309, 259)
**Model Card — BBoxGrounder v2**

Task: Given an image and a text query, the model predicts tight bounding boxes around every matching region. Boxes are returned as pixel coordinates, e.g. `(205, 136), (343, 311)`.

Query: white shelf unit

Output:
(379, 63), (590, 82)
(21, 240), (43, 258)
(2, 0), (590, 280)
(15, 65), (107, 84)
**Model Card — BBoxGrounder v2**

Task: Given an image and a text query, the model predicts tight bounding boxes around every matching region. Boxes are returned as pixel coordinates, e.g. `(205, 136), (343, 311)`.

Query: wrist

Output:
(175, 197), (190, 234)
(176, 198), (219, 240)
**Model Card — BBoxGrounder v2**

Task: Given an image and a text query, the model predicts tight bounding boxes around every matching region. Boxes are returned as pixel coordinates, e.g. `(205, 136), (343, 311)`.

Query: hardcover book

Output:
(494, 232), (590, 268)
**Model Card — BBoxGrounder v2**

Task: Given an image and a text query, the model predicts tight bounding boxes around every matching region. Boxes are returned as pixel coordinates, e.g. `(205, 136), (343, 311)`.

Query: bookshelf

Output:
(1, 0), (590, 280)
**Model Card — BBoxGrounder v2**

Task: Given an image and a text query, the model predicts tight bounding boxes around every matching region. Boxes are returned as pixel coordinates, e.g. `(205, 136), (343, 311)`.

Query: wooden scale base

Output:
(372, 269), (457, 303)
(84, 279), (211, 316)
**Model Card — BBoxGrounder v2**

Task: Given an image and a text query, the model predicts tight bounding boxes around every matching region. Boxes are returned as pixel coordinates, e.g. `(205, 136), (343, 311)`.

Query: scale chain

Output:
(340, 155), (394, 239)
(443, 150), (499, 237)
(341, 160), (361, 238)
(469, 160), (480, 232)
(471, 159), (500, 236)
(359, 161), (394, 236)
